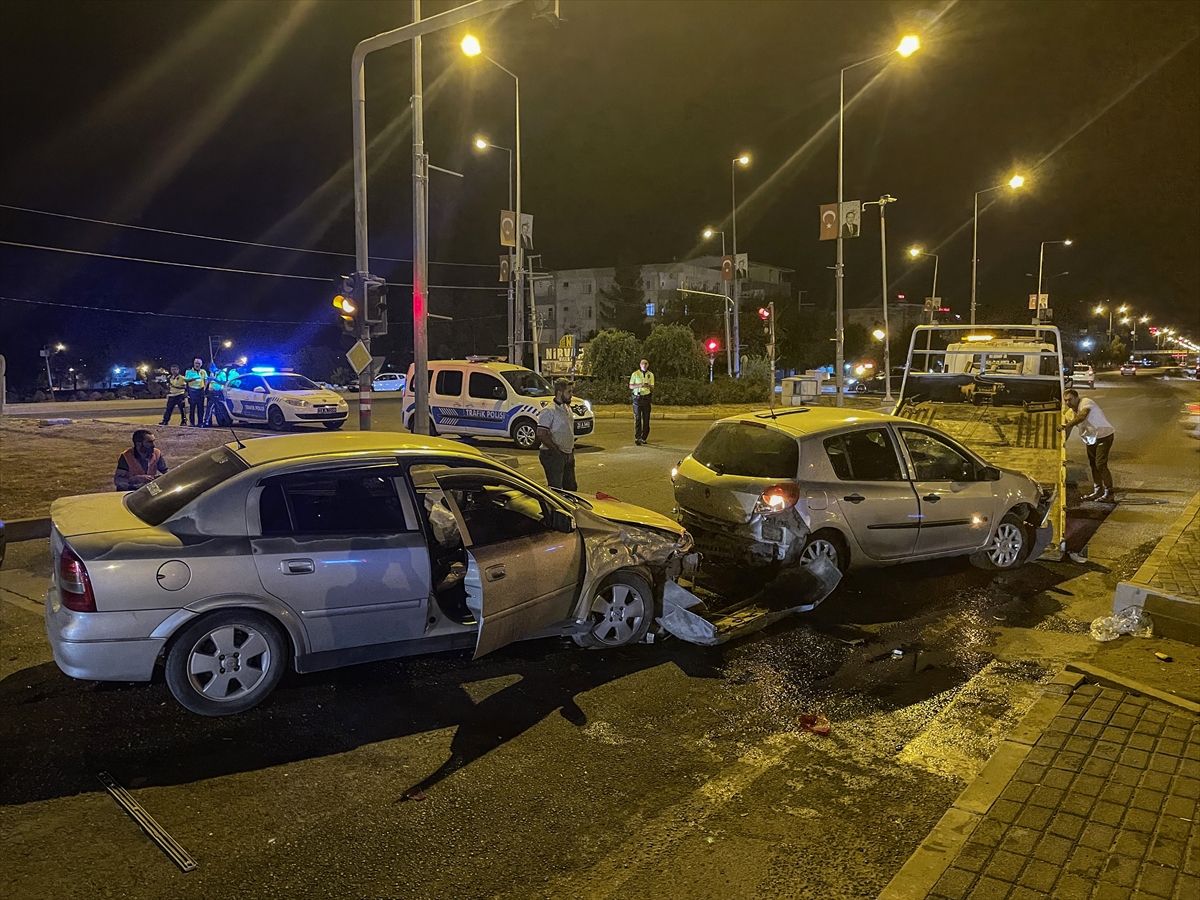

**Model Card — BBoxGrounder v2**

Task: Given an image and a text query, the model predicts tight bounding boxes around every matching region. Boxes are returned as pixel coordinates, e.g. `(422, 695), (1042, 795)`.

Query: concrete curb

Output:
(1, 517), (51, 542)
(1113, 490), (1200, 645)
(877, 664), (1200, 899)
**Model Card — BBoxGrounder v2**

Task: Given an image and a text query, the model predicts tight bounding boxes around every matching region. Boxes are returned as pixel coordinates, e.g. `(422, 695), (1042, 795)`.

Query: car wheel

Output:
(970, 512), (1032, 570)
(573, 571), (655, 649)
(405, 416), (438, 436)
(323, 421), (344, 430)
(798, 529), (848, 574)
(511, 417), (539, 450)
(267, 405), (288, 431)
(165, 610), (288, 716)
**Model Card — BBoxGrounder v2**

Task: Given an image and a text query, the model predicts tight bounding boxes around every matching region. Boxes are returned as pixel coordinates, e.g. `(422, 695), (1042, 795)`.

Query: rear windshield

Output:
(125, 447), (249, 526)
(691, 422), (799, 479)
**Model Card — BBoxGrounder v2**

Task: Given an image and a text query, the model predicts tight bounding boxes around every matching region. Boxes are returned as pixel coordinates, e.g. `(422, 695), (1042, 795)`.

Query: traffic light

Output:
(365, 275), (388, 335)
(705, 339), (720, 354)
(333, 274), (360, 334)
(758, 306), (771, 334)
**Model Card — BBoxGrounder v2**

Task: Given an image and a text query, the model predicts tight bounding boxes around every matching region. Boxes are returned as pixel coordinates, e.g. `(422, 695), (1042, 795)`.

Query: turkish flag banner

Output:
(819, 203), (839, 241)
(499, 255), (510, 282)
(721, 255), (734, 281)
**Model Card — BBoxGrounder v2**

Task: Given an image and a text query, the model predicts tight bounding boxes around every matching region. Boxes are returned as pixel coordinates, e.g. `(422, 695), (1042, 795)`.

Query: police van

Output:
(402, 358), (595, 449)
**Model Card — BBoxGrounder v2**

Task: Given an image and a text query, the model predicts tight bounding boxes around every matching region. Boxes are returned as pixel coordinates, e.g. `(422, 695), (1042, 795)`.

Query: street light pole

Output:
(731, 156), (748, 377)
(863, 195), (897, 403)
(475, 138), (514, 361)
(1036, 239), (1072, 321)
(703, 228), (732, 377)
(971, 175), (1024, 325)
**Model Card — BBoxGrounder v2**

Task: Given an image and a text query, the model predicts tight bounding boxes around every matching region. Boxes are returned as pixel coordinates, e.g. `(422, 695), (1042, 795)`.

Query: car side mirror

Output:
(979, 465), (1002, 482)
(254, 386), (266, 393)
(549, 510), (576, 533)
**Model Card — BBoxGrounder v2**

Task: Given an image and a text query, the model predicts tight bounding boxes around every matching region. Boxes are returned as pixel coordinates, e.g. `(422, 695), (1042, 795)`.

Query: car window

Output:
(823, 428), (904, 481)
(264, 374), (319, 392)
(900, 430), (977, 482)
(126, 447), (250, 526)
(229, 375), (263, 392)
(435, 370), (463, 397)
(469, 372), (507, 400)
(260, 468), (412, 535)
(691, 422), (799, 479)
(437, 474), (553, 548)
(502, 369), (553, 398)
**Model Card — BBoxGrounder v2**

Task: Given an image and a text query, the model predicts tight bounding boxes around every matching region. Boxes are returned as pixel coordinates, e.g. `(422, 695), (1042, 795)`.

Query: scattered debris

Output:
(837, 637), (866, 647)
(1068, 550), (1089, 563)
(891, 649), (905, 658)
(1090, 606), (1154, 642)
(97, 772), (196, 872)
(1154, 652), (1174, 662)
(799, 714), (831, 736)
(402, 788), (427, 802)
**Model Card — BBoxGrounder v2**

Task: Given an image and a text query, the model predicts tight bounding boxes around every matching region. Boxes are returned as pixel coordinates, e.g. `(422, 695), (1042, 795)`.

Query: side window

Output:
(226, 377), (244, 392)
(468, 372), (507, 401)
(435, 370), (463, 397)
(823, 429), (903, 481)
(901, 430), (977, 482)
(261, 468), (412, 535)
(439, 476), (552, 548)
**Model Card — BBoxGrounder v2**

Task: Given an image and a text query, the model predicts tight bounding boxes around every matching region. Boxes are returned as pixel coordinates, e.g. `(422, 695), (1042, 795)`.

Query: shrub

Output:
(581, 330), (642, 381)
(643, 324), (706, 381)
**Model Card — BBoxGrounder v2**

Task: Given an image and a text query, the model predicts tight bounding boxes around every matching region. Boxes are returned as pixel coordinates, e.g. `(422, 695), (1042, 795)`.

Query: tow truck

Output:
(892, 325), (1066, 559)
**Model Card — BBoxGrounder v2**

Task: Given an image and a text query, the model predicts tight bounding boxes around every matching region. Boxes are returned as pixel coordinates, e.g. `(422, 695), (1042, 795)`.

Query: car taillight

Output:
(59, 546), (97, 612)
(758, 483), (801, 513)
(1189, 404), (1200, 415)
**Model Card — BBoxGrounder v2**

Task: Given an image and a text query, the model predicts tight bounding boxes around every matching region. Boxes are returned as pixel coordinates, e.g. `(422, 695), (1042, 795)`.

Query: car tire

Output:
(573, 571), (655, 649)
(164, 610), (289, 716)
(798, 529), (848, 574)
(267, 405), (288, 431)
(970, 512), (1032, 570)
(323, 421), (344, 430)
(511, 417), (539, 450)
(405, 416), (438, 436)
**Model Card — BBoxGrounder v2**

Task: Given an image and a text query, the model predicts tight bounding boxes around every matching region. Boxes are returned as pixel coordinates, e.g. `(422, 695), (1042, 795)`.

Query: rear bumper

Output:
(678, 509), (804, 567)
(44, 586), (166, 682)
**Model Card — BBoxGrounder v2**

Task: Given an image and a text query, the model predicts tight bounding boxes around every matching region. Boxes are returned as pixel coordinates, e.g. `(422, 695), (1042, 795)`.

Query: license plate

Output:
(575, 421), (593, 433)
(316, 406), (335, 413)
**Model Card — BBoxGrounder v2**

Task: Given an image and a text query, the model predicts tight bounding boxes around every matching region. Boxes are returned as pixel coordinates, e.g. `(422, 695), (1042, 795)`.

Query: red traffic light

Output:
(758, 307), (770, 319)
(705, 339), (719, 352)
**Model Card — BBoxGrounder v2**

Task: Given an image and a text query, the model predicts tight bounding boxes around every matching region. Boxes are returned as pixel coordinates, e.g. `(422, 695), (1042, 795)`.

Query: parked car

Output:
(1183, 401), (1200, 441)
(44, 433), (693, 715)
(1120, 362), (1139, 376)
(403, 358), (595, 449)
(224, 372), (348, 431)
(372, 372), (406, 392)
(672, 408), (1049, 575)
(1071, 363), (1095, 389)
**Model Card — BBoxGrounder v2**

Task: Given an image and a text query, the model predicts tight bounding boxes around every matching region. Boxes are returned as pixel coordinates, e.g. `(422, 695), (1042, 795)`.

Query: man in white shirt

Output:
(537, 378), (578, 490)
(1061, 389), (1116, 502)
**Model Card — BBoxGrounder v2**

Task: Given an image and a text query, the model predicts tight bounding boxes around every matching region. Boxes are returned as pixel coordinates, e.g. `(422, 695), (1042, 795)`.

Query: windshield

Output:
(125, 446), (249, 526)
(502, 369), (553, 397)
(264, 374), (320, 392)
(692, 422), (799, 479)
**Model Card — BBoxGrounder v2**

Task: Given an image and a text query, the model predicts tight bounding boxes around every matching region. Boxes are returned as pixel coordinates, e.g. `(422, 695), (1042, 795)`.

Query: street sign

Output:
(819, 203), (838, 241)
(500, 210), (516, 247)
(346, 340), (372, 375)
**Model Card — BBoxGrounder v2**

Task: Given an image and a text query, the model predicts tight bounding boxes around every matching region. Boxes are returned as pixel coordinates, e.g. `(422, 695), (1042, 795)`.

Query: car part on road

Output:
(164, 610), (289, 715)
(98, 771), (197, 872)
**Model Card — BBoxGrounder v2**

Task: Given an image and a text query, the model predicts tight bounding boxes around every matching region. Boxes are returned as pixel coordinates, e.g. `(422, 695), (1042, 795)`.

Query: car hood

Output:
(51, 492), (151, 538)
(279, 390), (344, 403)
(567, 492), (684, 537)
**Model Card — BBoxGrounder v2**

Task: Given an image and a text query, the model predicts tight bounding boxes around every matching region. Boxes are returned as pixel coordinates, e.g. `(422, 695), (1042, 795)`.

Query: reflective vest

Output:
(166, 374), (187, 396)
(629, 370), (654, 396)
(185, 368), (208, 390)
(121, 447), (163, 478)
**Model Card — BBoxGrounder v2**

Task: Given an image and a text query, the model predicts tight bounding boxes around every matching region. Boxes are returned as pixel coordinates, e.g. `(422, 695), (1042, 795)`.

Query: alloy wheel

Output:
(800, 538), (839, 568)
(589, 582), (647, 646)
(987, 523), (1024, 568)
(186, 624), (273, 702)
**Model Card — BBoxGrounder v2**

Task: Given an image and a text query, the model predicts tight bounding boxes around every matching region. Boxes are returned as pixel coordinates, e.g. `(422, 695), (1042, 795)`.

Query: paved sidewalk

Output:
(1115, 491), (1200, 645)
(880, 668), (1200, 900)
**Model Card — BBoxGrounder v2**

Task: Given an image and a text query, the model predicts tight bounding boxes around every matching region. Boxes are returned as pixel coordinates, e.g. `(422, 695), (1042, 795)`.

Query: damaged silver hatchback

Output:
(673, 408), (1047, 577)
(44, 433), (694, 715)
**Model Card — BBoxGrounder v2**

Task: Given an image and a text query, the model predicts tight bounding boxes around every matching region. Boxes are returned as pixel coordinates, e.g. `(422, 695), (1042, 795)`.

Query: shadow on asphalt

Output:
(0, 637), (724, 806)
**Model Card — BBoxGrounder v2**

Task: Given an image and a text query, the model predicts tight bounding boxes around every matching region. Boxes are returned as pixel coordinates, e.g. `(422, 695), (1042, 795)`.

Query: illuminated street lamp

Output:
(872, 328), (886, 341)
(463, 34), (525, 367)
(971, 175), (1025, 324)
(835, 35), (921, 404)
(731, 153), (750, 377)
(1035, 239), (1072, 319)
(474, 135), (515, 360)
(702, 227), (732, 376)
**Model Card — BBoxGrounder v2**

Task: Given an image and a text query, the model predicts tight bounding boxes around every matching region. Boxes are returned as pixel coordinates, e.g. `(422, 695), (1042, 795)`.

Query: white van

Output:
(402, 358), (595, 449)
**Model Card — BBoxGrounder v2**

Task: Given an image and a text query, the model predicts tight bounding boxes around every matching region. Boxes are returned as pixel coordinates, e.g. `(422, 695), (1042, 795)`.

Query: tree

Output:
(1097, 335), (1127, 367)
(290, 346), (339, 382)
(597, 264), (650, 338)
(642, 323), (706, 380)
(580, 329), (642, 380)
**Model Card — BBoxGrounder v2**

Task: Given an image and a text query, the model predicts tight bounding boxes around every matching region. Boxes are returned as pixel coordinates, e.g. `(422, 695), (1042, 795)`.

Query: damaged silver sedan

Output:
(44, 433), (694, 716)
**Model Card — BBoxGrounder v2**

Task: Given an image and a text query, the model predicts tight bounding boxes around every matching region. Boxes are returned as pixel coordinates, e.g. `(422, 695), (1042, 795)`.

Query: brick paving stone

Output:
(1174, 873), (1199, 900)
(1077, 720), (1105, 737)
(973, 818), (1007, 848)
(1104, 725), (1133, 743)
(989, 799), (1023, 825)
(1074, 772), (1107, 796)
(1112, 713), (1140, 730)
(966, 874), (1011, 900)
(1115, 764), (1145, 786)
(1114, 829), (1152, 858)
(1125, 807), (1159, 833)
(983, 849), (1026, 883)
(1007, 888), (1046, 900)
(1149, 836), (1186, 868)
(1093, 884), (1133, 900)
(1000, 781), (1035, 803)
(1029, 785), (1065, 808)
(1015, 804), (1053, 831)
(1000, 827), (1039, 856)
(1163, 796), (1196, 819)
(1082, 822), (1118, 851)
(1159, 738), (1186, 757)
(1093, 800), (1125, 826)
(1181, 759), (1200, 778)
(934, 866), (977, 900)
(1018, 859), (1058, 892)
(1052, 751), (1087, 771)
(1124, 747), (1153, 767)
(1157, 816), (1190, 841)
(1061, 792), (1096, 817)
(1047, 811), (1086, 841)
(1085, 757), (1117, 778)
(1173, 776), (1200, 799)
(1102, 782), (1136, 805)
(1026, 745), (1056, 766)
(1013, 761), (1046, 783)
(1133, 788), (1168, 811)
(1041, 767), (1073, 790)
(1068, 845), (1108, 878)
(1102, 854), (1142, 887)
(1067, 735), (1097, 754)
(1131, 733), (1157, 751)
(1138, 862), (1177, 898)
(1142, 770), (1173, 792)
(1096, 740), (1125, 761)
(1032, 832), (1072, 864)
(957, 840), (993, 873)
(1053, 872), (1092, 900)
(1150, 753), (1180, 774)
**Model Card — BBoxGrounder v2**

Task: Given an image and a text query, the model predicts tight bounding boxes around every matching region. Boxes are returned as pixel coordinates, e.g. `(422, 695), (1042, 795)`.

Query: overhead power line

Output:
(0, 240), (507, 291)
(0, 203), (499, 269)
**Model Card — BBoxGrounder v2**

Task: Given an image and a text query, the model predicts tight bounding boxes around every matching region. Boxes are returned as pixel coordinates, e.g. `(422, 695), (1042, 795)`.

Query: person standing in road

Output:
(537, 378), (578, 491)
(629, 358), (654, 445)
(184, 358), (208, 426)
(1061, 388), (1116, 502)
(202, 363), (230, 427)
(113, 429), (168, 491)
(160, 365), (188, 426)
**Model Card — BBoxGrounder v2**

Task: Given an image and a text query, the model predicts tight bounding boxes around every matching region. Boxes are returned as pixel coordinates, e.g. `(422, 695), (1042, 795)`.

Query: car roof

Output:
(427, 359), (529, 373)
(228, 432), (484, 467)
(718, 406), (904, 437)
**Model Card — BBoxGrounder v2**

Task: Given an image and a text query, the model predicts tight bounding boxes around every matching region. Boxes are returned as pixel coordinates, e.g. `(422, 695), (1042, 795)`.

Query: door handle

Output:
(485, 564), (506, 582)
(922, 494), (941, 503)
(843, 494), (866, 504)
(282, 558), (315, 575)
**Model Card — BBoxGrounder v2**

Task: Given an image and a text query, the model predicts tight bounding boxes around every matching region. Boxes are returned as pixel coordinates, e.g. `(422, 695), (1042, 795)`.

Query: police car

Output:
(224, 370), (349, 431)
(402, 358), (595, 449)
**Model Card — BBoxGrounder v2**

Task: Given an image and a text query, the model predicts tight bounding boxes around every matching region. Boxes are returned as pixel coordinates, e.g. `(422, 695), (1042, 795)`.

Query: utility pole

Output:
(863, 194), (897, 403)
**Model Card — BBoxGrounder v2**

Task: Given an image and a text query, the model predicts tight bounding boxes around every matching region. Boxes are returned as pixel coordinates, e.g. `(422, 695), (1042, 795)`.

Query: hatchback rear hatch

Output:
(674, 420), (801, 524)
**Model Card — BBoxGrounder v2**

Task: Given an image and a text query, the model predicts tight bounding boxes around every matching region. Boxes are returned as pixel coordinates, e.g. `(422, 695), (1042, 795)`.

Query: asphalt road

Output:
(1, 374), (1197, 899)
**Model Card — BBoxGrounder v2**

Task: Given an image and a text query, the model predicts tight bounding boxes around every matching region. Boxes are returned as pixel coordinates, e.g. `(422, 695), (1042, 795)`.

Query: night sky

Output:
(2, 0), (1197, 387)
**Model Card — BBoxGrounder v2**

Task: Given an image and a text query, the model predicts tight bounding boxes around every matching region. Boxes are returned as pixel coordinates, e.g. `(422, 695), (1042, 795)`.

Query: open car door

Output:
(432, 469), (584, 658)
